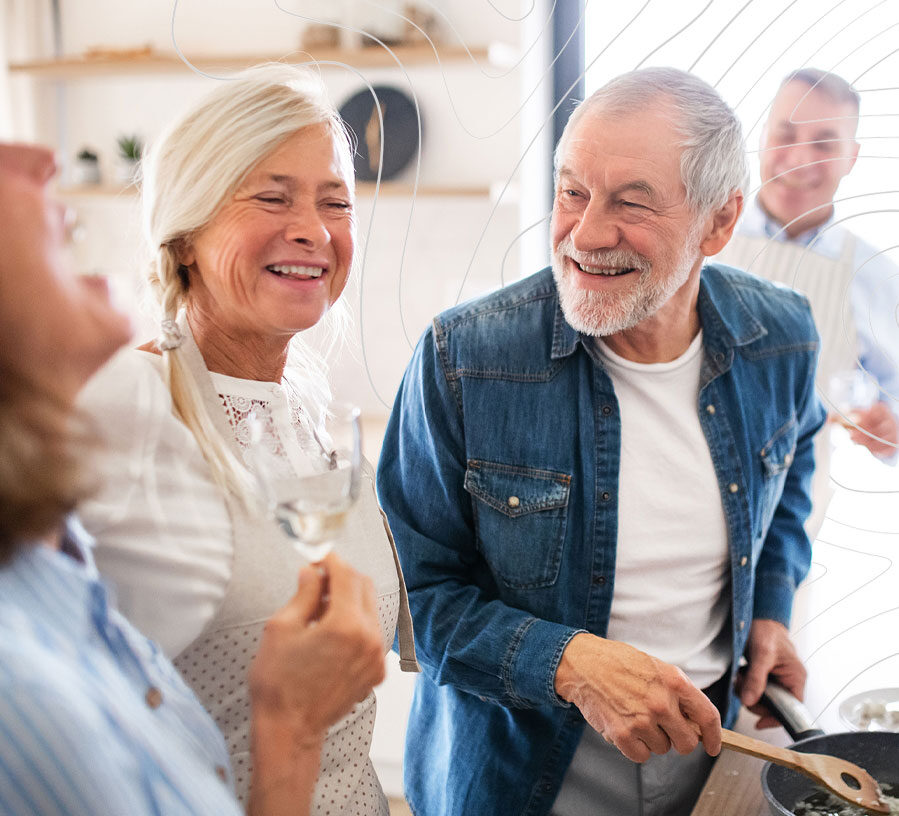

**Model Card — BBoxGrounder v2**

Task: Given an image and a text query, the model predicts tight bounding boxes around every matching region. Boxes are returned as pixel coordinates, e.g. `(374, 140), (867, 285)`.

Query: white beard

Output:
(551, 228), (701, 337)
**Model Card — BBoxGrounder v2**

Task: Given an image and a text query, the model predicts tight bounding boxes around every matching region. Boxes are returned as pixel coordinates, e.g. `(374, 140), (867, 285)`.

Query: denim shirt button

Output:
(602, 404), (613, 416)
(706, 404), (716, 415)
(783, 452), (793, 466)
(738, 620), (746, 631)
(728, 483), (739, 493)
(507, 496), (520, 508)
(601, 491), (611, 501)
(593, 575), (607, 585)
(715, 352), (725, 364)
(740, 555), (748, 567)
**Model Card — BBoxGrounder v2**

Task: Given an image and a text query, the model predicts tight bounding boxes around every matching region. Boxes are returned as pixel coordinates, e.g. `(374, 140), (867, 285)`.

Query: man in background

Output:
(716, 69), (899, 533)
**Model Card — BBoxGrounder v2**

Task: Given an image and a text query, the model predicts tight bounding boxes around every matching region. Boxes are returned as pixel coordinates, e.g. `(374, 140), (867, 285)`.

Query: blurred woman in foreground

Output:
(0, 141), (385, 816)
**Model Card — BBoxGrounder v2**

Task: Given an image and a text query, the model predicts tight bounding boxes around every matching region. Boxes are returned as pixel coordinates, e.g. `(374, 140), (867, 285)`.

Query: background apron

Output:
(715, 233), (858, 538)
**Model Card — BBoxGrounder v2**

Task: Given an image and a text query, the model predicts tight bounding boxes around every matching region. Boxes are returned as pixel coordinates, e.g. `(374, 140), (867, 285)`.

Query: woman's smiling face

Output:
(181, 123), (355, 342)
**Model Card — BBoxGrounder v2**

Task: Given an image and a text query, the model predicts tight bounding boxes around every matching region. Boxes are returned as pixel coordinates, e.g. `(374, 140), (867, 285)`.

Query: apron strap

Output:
(379, 507), (420, 671)
(174, 311), (248, 462)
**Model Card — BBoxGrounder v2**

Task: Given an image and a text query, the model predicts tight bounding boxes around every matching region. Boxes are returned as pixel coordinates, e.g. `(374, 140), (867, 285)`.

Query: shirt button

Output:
(145, 686), (163, 709)
(215, 765), (228, 783)
(740, 556), (748, 567)
(729, 483), (739, 493)
(507, 496), (520, 508)
(601, 491), (611, 501)
(593, 575), (607, 585)
(602, 405), (613, 416)
(715, 353), (725, 364)
(783, 452), (793, 466)
(706, 404), (716, 415)
(738, 620), (746, 631)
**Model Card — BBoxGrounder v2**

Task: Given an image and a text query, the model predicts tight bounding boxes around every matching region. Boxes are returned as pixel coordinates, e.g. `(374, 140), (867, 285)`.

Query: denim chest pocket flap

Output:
(759, 416), (798, 478)
(464, 460), (571, 589)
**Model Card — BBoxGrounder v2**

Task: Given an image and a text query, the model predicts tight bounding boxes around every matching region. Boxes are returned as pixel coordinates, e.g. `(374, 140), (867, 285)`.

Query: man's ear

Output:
(846, 138), (860, 175)
(700, 191), (744, 257)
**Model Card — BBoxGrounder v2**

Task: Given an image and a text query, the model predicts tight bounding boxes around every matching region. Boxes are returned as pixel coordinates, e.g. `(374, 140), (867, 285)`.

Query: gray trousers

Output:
(550, 726), (716, 816)
(550, 674), (729, 816)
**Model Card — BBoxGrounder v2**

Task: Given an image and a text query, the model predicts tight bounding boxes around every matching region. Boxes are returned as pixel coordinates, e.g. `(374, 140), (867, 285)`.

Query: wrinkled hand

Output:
(554, 633), (721, 763)
(737, 619), (806, 730)
(249, 553), (386, 744)
(845, 402), (898, 459)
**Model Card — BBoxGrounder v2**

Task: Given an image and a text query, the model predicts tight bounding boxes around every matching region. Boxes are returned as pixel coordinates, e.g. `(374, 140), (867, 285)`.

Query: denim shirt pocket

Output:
(757, 415), (798, 533)
(464, 460), (571, 589)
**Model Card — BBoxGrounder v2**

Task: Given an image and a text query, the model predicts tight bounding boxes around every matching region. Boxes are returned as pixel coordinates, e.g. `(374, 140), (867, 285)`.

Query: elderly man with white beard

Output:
(377, 67), (826, 816)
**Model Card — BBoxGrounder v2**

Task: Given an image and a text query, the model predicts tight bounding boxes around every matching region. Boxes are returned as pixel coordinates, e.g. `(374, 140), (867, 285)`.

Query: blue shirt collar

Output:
(744, 197), (843, 258)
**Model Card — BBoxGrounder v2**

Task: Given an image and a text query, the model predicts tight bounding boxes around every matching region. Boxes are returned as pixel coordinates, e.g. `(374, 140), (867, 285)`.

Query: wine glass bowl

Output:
(828, 369), (879, 430)
(247, 401), (362, 562)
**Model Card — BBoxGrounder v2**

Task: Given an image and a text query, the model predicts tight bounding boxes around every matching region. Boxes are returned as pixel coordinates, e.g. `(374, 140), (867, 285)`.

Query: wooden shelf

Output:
(57, 182), (491, 199)
(9, 45), (493, 78)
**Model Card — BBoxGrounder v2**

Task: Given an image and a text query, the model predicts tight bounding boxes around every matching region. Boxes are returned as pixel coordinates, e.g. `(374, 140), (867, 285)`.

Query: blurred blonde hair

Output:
(141, 63), (354, 503)
(0, 369), (91, 561)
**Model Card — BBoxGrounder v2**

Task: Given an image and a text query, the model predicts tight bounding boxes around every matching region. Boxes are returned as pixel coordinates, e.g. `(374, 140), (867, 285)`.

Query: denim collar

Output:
(549, 264), (767, 363)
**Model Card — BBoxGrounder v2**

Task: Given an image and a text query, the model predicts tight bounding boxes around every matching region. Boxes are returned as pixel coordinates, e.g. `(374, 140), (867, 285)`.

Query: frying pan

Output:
(760, 684), (899, 815)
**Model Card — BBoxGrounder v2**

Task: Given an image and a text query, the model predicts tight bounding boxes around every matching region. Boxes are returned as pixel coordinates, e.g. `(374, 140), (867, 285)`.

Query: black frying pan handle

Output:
(760, 682), (826, 742)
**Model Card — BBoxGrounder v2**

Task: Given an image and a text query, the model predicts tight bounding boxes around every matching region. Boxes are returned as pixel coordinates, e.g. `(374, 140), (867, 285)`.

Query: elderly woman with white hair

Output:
(77, 64), (417, 814)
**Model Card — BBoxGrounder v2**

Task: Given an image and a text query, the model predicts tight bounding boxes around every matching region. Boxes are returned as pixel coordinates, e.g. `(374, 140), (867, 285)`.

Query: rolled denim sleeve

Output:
(377, 325), (581, 709)
(753, 326), (827, 626)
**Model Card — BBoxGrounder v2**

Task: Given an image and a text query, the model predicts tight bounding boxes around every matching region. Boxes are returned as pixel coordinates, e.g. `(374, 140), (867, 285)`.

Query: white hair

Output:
(141, 62), (354, 502)
(555, 67), (748, 214)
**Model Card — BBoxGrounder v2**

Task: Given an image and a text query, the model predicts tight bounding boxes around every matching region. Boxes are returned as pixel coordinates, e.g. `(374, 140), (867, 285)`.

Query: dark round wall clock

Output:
(338, 85), (421, 182)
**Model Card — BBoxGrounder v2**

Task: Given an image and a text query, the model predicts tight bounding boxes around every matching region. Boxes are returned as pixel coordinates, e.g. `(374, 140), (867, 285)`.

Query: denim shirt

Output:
(377, 264), (825, 816)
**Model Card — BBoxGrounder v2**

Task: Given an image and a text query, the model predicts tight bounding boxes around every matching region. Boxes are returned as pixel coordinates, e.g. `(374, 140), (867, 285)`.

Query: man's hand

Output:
(738, 619), (806, 730)
(554, 633), (722, 763)
(846, 401), (898, 459)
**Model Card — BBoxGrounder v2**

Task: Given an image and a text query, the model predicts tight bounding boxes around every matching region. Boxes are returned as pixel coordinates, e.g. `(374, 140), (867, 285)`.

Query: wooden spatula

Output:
(719, 727), (889, 814)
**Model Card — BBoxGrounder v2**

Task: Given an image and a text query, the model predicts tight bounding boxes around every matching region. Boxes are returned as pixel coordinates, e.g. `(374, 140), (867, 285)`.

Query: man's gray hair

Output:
(554, 67), (748, 214)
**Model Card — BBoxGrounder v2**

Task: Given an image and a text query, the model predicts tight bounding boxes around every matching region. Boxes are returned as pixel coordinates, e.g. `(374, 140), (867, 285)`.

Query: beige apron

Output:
(170, 314), (417, 812)
(716, 231), (858, 538)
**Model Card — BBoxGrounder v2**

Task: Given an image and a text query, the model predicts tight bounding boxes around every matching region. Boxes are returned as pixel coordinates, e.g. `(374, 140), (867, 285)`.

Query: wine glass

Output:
(828, 369), (878, 431)
(247, 401), (362, 562)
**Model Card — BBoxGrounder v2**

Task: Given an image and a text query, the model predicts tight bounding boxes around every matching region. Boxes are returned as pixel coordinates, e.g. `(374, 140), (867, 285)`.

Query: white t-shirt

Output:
(596, 331), (732, 688)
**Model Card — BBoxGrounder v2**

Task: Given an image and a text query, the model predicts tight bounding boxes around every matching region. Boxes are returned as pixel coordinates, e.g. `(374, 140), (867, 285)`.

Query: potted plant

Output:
(116, 134), (143, 185)
(73, 147), (101, 185)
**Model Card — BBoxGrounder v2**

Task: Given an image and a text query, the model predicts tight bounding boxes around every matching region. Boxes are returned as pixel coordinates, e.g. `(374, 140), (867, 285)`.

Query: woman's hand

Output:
(247, 553), (385, 816)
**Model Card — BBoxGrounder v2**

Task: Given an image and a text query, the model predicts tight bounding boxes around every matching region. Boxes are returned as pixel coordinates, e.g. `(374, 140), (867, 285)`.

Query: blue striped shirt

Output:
(0, 520), (243, 815)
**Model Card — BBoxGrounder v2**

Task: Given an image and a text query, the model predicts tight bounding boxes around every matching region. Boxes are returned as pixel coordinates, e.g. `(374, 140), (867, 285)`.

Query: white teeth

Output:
(577, 262), (632, 276)
(269, 265), (325, 279)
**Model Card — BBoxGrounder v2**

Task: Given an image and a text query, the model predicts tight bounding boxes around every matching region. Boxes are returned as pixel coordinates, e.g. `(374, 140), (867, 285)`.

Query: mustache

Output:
(554, 237), (651, 272)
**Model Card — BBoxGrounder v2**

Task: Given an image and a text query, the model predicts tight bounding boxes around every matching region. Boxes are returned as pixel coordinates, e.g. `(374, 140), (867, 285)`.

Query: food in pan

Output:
(794, 782), (899, 816)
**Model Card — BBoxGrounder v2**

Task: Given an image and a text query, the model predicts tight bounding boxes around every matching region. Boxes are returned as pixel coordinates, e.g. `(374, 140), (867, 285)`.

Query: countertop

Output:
(690, 748), (768, 816)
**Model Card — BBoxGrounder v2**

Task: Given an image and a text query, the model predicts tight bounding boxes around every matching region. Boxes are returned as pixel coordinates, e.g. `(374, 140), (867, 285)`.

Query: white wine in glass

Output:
(248, 402), (362, 562)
